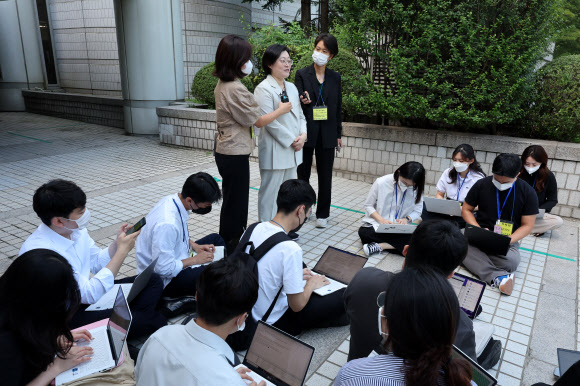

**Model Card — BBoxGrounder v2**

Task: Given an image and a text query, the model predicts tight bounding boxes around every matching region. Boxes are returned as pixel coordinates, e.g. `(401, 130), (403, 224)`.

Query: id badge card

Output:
(494, 220), (514, 236)
(313, 106), (328, 121)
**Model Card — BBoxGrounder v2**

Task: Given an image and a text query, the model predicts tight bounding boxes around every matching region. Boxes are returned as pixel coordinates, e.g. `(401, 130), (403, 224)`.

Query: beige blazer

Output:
(254, 75), (307, 170)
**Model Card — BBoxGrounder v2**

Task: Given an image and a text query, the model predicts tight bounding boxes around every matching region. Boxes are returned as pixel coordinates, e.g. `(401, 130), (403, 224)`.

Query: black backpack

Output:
(226, 222), (291, 351)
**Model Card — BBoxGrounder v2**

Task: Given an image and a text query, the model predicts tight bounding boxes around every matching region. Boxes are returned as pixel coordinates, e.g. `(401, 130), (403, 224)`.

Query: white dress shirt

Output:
(361, 174), (423, 228)
(19, 224), (113, 304)
(136, 194), (190, 287)
(436, 167), (485, 202)
(246, 222), (304, 324)
(135, 320), (246, 386)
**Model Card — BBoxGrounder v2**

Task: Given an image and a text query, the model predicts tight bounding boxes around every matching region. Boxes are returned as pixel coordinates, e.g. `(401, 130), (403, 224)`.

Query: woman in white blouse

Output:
(359, 162), (425, 256)
(334, 268), (472, 386)
(422, 144), (485, 227)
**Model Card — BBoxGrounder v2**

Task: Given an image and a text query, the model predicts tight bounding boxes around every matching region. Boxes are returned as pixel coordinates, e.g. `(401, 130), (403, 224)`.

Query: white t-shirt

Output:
(436, 167), (485, 203)
(247, 222), (304, 324)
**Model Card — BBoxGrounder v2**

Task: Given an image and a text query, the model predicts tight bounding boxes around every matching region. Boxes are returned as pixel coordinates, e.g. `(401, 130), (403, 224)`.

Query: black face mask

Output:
(291, 212), (309, 233)
(191, 203), (212, 215)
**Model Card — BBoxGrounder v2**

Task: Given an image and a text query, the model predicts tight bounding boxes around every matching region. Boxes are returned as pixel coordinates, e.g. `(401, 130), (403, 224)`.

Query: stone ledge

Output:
(156, 105), (216, 121)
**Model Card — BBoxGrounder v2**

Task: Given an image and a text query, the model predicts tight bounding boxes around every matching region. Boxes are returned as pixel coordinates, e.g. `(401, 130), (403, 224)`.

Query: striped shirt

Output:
(334, 353), (447, 386)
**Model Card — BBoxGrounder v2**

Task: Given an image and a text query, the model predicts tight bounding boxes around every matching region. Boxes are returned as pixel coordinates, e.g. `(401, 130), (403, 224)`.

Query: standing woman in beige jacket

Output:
(213, 35), (292, 252)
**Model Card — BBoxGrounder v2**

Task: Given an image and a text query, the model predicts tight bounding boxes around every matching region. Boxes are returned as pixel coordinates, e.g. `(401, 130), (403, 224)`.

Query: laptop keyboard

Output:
(75, 327), (113, 373)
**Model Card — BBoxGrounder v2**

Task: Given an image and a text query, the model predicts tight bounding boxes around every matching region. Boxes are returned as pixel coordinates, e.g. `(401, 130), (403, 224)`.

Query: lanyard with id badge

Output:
(313, 83), (328, 121)
(494, 184), (515, 236)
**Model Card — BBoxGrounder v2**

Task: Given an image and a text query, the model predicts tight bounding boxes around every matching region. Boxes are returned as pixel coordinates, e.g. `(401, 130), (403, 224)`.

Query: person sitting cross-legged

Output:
(461, 153), (539, 295)
(135, 258), (266, 386)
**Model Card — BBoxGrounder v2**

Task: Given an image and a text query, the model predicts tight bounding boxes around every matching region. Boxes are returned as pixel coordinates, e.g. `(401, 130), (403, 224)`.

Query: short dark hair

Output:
(314, 33), (339, 56)
(33, 179), (86, 226)
(195, 258), (259, 326)
(214, 34), (252, 81)
(262, 44), (290, 75)
(276, 179), (316, 215)
(405, 220), (468, 276)
(383, 267), (471, 385)
(393, 161), (426, 203)
(0, 249), (80, 373)
(182, 172), (222, 204)
(492, 153), (522, 178)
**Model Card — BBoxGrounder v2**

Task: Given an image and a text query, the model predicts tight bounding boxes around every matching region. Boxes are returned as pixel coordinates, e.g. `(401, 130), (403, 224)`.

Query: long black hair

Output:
(0, 249), (80, 373)
(520, 145), (550, 193)
(382, 268), (472, 385)
(448, 144), (486, 184)
(393, 161), (425, 204)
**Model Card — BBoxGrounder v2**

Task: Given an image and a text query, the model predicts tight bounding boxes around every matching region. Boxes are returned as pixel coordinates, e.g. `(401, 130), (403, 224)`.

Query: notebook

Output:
(311, 246), (367, 296)
(235, 321), (315, 386)
(464, 225), (510, 256)
(424, 196), (463, 217)
(448, 272), (486, 319)
(451, 345), (497, 386)
(56, 287), (132, 385)
(374, 223), (417, 234)
(86, 257), (158, 311)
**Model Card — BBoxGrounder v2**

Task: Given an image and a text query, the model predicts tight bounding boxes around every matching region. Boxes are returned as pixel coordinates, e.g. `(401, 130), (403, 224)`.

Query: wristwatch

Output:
(406, 216), (412, 223)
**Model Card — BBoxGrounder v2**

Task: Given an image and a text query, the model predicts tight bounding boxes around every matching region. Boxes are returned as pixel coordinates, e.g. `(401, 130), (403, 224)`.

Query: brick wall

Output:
(156, 106), (580, 219)
(23, 90), (124, 128)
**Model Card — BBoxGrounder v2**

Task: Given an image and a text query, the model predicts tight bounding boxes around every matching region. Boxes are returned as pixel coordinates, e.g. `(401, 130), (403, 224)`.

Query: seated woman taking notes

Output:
(359, 162), (425, 256)
(422, 144), (485, 228)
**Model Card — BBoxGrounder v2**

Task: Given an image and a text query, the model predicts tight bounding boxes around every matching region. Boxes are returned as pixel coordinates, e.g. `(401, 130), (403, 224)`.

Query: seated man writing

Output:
(136, 172), (224, 307)
(345, 220), (501, 370)
(19, 179), (166, 338)
(135, 258), (265, 386)
(461, 153), (539, 295)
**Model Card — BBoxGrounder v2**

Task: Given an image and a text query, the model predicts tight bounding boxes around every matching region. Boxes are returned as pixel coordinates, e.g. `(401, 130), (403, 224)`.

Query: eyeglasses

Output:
(278, 59), (293, 66)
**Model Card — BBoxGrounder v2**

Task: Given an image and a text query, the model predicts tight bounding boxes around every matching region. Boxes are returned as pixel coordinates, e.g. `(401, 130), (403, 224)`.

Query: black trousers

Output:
(162, 233), (225, 298)
(298, 143), (335, 219)
(421, 202), (466, 228)
(69, 273), (167, 339)
(273, 287), (346, 336)
(215, 153), (250, 251)
(358, 226), (411, 255)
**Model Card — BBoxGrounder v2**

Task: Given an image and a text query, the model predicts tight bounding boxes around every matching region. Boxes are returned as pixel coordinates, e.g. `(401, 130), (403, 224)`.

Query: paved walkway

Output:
(1, 112), (578, 385)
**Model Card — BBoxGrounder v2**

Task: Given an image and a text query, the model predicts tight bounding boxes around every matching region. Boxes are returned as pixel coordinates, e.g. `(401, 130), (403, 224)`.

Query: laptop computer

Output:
(234, 321), (315, 386)
(86, 257), (158, 311)
(311, 246), (368, 296)
(56, 287), (132, 385)
(448, 272), (486, 319)
(465, 225), (510, 256)
(555, 348), (580, 377)
(537, 208), (546, 219)
(451, 345), (497, 386)
(375, 223), (417, 234)
(424, 196), (463, 217)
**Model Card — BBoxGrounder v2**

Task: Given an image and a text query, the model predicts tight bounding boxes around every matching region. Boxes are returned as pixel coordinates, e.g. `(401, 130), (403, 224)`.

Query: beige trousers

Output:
(532, 213), (564, 234)
(258, 167), (298, 222)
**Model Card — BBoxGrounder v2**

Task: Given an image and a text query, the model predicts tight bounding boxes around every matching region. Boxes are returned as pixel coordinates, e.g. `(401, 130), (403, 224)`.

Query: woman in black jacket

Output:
(296, 33), (342, 229)
(520, 145), (563, 236)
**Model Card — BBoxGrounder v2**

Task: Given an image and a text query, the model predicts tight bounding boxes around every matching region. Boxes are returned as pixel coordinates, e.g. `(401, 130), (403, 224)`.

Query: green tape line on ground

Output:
(7, 132), (52, 143)
(213, 177), (574, 261)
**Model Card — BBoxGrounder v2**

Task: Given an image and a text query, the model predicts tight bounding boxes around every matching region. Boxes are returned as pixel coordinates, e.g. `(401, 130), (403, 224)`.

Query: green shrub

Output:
(528, 55), (580, 142)
(190, 62), (254, 109)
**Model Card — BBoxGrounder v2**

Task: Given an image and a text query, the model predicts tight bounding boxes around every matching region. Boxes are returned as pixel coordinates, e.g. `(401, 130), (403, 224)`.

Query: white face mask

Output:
(237, 315), (246, 332)
(63, 209), (91, 231)
(378, 307), (388, 337)
(453, 162), (469, 173)
(492, 178), (514, 191)
(312, 51), (329, 66)
(397, 180), (410, 191)
(241, 60), (253, 76)
(525, 165), (541, 175)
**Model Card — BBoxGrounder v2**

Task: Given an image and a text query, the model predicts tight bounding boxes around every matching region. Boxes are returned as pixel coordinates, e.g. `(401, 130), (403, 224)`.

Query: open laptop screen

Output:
(313, 247), (367, 284)
(244, 322), (314, 386)
(449, 273), (486, 319)
(451, 345), (497, 386)
(108, 287), (132, 364)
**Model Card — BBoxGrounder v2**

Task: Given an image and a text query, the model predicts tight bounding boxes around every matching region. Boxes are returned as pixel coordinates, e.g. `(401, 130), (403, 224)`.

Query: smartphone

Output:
(300, 91), (310, 101)
(126, 217), (146, 235)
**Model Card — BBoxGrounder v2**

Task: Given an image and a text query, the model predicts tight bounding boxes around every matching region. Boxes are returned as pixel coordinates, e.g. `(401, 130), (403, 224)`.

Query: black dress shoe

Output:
(477, 338), (502, 370)
(159, 296), (196, 319)
(475, 304), (483, 318)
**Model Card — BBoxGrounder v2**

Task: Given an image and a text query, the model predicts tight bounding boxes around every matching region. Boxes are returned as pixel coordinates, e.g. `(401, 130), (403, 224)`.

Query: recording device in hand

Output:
(280, 90), (290, 103)
(300, 91), (310, 101)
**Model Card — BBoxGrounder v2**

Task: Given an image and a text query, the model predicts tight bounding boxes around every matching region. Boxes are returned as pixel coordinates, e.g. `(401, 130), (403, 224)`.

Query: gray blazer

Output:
(254, 75), (307, 170)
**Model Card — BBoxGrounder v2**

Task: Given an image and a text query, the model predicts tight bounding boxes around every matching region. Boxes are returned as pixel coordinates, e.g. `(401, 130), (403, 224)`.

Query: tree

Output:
(554, 0), (580, 57)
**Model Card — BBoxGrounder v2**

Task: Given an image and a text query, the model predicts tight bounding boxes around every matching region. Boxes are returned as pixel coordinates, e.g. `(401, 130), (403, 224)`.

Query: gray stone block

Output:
(565, 174), (578, 190)
(555, 142), (580, 162)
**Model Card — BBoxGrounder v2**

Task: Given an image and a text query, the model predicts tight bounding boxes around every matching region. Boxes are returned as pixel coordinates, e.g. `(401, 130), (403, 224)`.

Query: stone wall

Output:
(156, 106), (580, 219)
(23, 90), (124, 128)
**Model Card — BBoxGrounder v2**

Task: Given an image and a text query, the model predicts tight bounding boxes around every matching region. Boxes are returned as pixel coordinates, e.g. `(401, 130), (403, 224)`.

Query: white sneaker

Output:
(316, 218), (328, 228)
(492, 273), (514, 296)
(363, 242), (382, 256)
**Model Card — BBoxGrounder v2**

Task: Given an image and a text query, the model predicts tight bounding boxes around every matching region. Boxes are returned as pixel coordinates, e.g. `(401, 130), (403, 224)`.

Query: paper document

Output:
(86, 284), (132, 311)
(190, 246), (225, 267)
